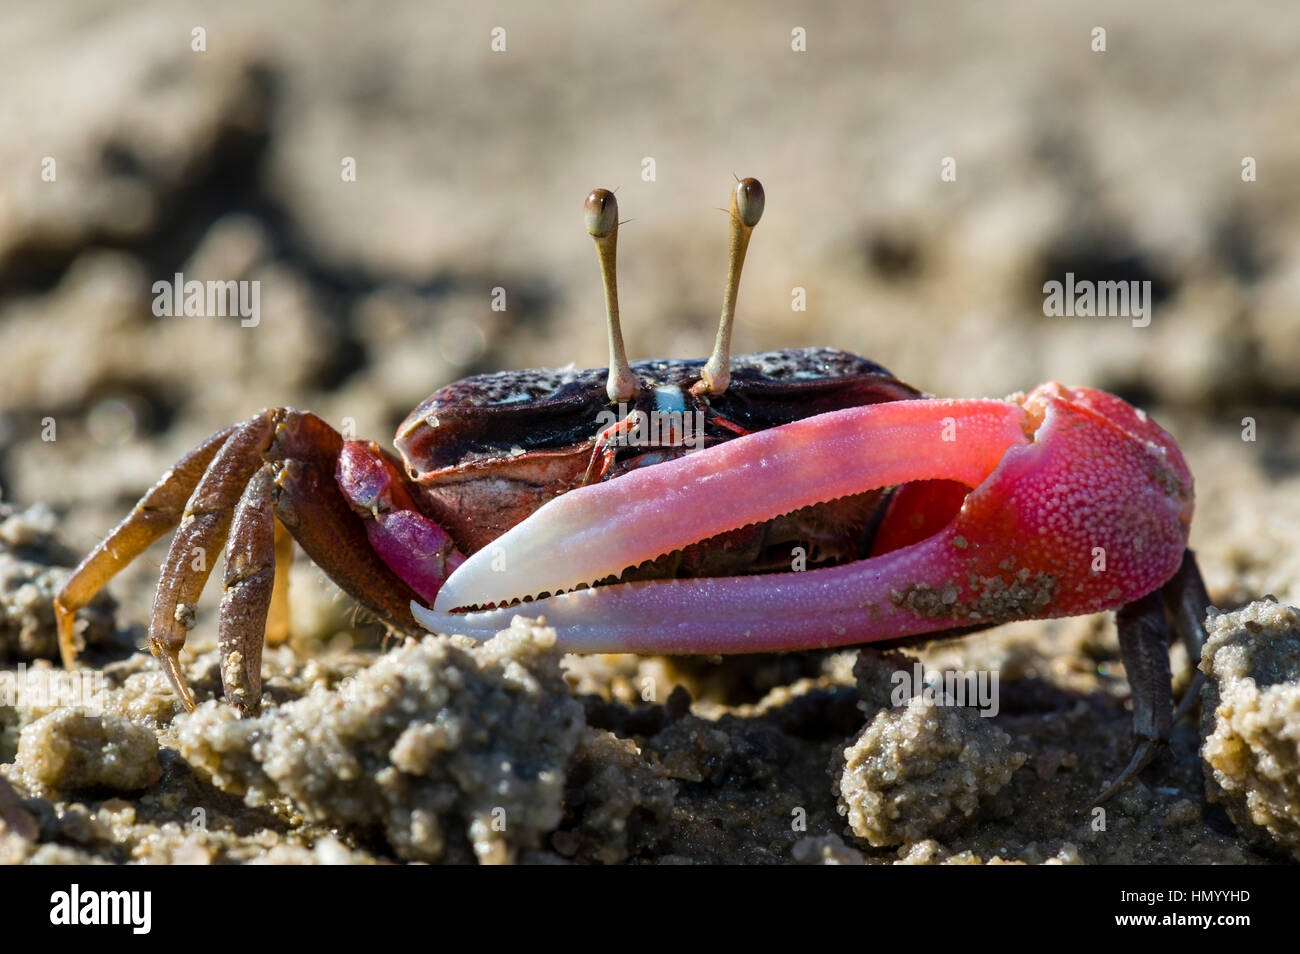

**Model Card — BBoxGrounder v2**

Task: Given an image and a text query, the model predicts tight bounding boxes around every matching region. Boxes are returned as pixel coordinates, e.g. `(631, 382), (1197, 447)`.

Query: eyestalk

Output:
(698, 177), (764, 396)
(585, 188), (639, 403)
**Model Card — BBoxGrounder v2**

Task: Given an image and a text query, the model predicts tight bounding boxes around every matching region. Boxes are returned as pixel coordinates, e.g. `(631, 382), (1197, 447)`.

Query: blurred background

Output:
(1, 0), (1298, 641)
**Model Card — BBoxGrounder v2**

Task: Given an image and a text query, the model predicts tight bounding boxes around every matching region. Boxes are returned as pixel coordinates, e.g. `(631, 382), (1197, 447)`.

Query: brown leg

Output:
(272, 458), (422, 634)
(54, 426), (234, 669)
(168, 410), (425, 712)
(1095, 591), (1174, 805)
(206, 450), (426, 714)
(264, 518), (294, 647)
(148, 414), (278, 709)
(1162, 549), (1211, 662)
(61, 407), (431, 715)
(266, 411), (423, 636)
(218, 463), (279, 716)
(209, 416), (426, 713)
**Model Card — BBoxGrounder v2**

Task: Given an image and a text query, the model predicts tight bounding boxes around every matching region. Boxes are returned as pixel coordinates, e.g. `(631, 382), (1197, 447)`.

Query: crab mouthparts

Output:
(411, 385), (1192, 654)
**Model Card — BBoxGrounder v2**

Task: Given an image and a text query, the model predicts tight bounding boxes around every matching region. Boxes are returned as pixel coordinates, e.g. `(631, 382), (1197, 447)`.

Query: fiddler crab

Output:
(56, 177), (1212, 803)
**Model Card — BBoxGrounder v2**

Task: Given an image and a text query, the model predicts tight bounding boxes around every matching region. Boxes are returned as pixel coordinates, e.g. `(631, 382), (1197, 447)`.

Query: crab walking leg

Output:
(1094, 550), (1212, 804)
(54, 425), (235, 669)
(1162, 548), (1213, 725)
(148, 415), (278, 708)
(63, 407), (432, 712)
(265, 518), (294, 647)
(433, 398), (1032, 613)
(1162, 548), (1212, 666)
(267, 454), (426, 635)
(187, 413), (430, 712)
(1095, 591), (1175, 805)
(417, 384), (1193, 650)
(263, 417), (429, 638)
(218, 462), (279, 715)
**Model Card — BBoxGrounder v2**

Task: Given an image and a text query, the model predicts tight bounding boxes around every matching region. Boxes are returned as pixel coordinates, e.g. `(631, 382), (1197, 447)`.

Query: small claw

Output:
(418, 384), (1192, 654)
(338, 441), (465, 604)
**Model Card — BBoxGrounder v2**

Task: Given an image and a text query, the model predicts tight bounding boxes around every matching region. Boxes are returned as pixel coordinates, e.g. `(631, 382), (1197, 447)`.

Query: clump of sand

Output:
(1200, 599), (1300, 860)
(837, 696), (1027, 847)
(17, 709), (160, 793)
(176, 617), (585, 863)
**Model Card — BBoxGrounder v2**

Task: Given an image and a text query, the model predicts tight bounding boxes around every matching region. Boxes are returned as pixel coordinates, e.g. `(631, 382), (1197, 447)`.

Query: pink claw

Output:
(413, 384), (1192, 653)
(337, 441), (465, 604)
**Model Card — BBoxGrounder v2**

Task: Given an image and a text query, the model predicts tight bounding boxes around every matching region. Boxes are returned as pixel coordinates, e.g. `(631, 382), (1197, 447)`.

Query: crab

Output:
(56, 177), (1212, 803)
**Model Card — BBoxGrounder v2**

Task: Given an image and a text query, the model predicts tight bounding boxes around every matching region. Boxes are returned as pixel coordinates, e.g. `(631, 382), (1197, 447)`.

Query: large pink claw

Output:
(412, 384), (1193, 653)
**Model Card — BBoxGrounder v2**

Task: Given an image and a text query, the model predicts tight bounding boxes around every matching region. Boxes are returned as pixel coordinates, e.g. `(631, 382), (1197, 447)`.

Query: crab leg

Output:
(415, 384), (1193, 653)
(1164, 549), (1212, 725)
(58, 408), (433, 713)
(265, 518), (294, 647)
(260, 417), (430, 636)
(1094, 590), (1175, 804)
(54, 425), (234, 668)
(1090, 546), (1215, 803)
(149, 415), (279, 707)
(218, 462), (280, 714)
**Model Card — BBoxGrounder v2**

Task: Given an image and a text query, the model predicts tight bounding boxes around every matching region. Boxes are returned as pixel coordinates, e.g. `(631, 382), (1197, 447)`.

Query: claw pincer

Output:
(414, 383), (1193, 653)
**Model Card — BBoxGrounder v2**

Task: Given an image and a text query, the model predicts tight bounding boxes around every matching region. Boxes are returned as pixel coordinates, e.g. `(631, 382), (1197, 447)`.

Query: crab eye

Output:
(584, 187), (638, 402)
(735, 178), (765, 228)
(584, 189), (618, 238)
(696, 177), (765, 397)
